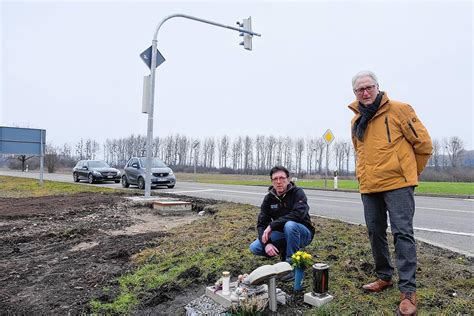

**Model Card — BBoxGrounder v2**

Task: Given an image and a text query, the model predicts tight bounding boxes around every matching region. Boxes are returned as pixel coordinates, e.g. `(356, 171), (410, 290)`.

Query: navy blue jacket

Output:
(257, 182), (315, 244)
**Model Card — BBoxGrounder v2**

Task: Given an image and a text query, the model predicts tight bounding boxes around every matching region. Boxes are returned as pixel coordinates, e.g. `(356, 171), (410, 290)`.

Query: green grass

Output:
(0, 175), (117, 198)
(90, 202), (473, 314)
(176, 173), (473, 196)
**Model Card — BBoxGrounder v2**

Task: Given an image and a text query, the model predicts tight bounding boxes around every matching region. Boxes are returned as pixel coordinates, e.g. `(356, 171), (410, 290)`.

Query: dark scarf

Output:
(353, 92), (384, 141)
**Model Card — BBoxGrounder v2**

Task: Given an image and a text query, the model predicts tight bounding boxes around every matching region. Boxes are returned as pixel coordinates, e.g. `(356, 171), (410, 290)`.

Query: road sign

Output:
(323, 129), (335, 145)
(140, 46), (165, 69)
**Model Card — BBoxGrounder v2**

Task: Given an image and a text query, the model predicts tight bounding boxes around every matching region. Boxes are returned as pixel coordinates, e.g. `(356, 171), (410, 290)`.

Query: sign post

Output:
(322, 129), (335, 189)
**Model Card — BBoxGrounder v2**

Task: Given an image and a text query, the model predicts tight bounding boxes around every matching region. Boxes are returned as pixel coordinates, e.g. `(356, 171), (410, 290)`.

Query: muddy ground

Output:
(0, 192), (211, 314)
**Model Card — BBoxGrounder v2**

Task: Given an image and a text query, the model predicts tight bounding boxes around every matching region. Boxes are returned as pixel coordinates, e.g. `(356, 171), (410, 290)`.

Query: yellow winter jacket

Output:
(348, 93), (432, 194)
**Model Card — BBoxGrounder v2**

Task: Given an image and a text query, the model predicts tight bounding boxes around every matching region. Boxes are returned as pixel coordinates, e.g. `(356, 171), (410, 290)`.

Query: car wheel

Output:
(167, 185), (175, 189)
(137, 177), (145, 190)
(88, 174), (95, 184)
(122, 176), (130, 188)
(73, 173), (79, 182)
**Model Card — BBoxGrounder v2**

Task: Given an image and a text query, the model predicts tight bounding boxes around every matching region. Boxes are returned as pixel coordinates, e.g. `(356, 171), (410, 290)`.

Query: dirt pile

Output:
(0, 192), (197, 314)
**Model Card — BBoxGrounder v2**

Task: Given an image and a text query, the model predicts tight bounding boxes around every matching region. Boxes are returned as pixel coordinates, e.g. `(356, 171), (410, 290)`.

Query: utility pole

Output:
(192, 140), (199, 181)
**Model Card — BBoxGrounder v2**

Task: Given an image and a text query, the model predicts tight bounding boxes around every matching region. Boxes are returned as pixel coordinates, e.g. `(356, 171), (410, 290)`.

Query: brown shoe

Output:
(362, 279), (393, 292)
(399, 292), (417, 315)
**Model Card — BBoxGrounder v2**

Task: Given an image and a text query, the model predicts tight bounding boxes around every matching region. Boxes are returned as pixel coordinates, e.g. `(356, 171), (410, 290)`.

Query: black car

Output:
(73, 160), (121, 184)
(122, 157), (176, 189)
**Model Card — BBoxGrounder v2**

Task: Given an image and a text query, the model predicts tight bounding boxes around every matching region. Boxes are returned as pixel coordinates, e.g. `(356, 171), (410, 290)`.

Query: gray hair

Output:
(352, 70), (379, 89)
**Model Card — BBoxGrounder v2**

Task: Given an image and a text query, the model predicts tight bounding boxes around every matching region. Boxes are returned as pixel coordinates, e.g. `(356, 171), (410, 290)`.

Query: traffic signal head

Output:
(237, 17), (253, 50)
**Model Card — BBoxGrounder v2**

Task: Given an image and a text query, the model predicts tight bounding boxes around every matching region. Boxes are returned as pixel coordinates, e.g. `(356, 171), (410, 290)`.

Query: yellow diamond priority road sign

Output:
(323, 129), (335, 145)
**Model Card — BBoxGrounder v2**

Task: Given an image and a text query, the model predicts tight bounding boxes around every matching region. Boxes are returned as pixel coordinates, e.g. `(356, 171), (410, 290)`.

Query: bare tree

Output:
(343, 140), (352, 174)
(445, 136), (464, 168)
(294, 138), (305, 176)
(202, 137), (216, 168)
(45, 144), (60, 173)
(14, 155), (35, 172)
(430, 138), (441, 170)
(75, 139), (85, 159)
(255, 135), (266, 172)
(218, 135), (230, 168)
(265, 136), (277, 169)
(275, 137), (284, 166)
(283, 137), (293, 170)
(242, 136), (253, 173)
(306, 138), (315, 175)
(176, 135), (189, 166)
(333, 141), (343, 173)
(314, 138), (325, 174)
(153, 137), (161, 160)
(232, 137), (243, 171)
(84, 139), (99, 159)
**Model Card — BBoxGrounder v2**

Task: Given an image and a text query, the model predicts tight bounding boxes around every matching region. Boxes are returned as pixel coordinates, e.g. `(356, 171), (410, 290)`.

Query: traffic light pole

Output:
(144, 14), (261, 197)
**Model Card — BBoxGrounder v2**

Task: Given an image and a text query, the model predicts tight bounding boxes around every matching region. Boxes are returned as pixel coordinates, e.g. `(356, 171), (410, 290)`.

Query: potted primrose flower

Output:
(291, 251), (313, 291)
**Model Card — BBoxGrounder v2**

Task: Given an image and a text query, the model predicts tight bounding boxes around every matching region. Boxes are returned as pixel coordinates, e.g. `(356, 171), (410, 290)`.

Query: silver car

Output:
(122, 157), (176, 189)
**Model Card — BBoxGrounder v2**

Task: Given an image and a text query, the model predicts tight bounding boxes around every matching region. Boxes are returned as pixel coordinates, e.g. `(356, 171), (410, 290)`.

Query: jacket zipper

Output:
(385, 115), (391, 143)
(408, 121), (419, 138)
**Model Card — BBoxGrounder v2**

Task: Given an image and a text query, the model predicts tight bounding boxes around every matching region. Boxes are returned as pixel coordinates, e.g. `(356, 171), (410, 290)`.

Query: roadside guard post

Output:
(140, 14), (261, 197)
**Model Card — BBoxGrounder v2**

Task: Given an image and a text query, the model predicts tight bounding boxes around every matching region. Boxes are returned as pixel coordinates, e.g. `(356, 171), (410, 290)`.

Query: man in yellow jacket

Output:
(348, 70), (432, 316)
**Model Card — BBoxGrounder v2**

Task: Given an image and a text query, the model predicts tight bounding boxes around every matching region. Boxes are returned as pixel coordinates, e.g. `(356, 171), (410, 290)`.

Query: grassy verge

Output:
(176, 173), (473, 196)
(90, 202), (473, 314)
(0, 175), (117, 198)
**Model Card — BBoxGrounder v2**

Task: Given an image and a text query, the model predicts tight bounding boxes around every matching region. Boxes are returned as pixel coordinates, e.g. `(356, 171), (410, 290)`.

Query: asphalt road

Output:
(1, 170), (473, 257)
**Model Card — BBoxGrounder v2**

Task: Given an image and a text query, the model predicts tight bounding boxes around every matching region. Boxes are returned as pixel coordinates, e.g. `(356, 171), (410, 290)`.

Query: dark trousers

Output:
(361, 186), (416, 293)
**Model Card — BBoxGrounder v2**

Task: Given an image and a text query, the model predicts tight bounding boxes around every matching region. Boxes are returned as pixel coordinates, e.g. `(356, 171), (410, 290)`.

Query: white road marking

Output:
(167, 189), (216, 194)
(412, 227), (474, 237)
(417, 206), (472, 214)
(313, 214), (473, 237)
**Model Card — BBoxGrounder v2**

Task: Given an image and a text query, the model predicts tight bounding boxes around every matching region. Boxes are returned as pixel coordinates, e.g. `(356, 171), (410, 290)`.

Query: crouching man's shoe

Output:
(362, 279), (393, 293)
(399, 292), (417, 316)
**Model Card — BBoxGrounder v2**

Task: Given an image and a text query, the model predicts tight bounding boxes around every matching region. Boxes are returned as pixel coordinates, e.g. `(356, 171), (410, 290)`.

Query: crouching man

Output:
(249, 166), (315, 279)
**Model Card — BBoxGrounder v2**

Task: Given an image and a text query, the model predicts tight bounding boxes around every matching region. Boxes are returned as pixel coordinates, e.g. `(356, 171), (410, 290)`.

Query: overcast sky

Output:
(1, 0), (473, 150)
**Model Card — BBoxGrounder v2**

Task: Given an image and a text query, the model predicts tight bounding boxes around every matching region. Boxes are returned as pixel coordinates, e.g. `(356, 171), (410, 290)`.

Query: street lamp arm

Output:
(153, 13), (261, 40)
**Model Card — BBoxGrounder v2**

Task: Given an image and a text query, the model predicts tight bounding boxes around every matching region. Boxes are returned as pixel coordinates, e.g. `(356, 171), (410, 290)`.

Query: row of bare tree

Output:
(97, 134), (353, 175)
(37, 134), (468, 176)
(430, 136), (466, 169)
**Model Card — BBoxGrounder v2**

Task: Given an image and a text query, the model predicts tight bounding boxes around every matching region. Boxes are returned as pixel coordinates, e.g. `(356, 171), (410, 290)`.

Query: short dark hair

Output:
(270, 165), (290, 178)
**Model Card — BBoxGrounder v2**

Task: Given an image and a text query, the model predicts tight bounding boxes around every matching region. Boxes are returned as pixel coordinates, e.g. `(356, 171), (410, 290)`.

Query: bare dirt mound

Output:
(0, 192), (198, 314)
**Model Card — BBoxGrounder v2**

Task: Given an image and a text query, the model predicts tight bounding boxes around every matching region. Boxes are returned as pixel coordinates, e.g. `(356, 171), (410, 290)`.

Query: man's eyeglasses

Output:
(354, 85), (377, 95)
(271, 176), (288, 182)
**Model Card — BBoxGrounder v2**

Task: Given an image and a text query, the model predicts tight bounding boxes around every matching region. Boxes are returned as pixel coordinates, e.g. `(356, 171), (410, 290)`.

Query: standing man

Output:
(348, 71), (432, 315)
(249, 166), (315, 278)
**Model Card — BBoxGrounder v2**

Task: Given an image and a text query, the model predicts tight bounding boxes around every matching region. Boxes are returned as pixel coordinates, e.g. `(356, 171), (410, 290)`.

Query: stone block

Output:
(153, 200), (192, 215)
(304, 292), (334, 307)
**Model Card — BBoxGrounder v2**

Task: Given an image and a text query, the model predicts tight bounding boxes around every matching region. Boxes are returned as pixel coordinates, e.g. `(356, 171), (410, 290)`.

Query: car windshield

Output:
(88, 161), (110, 168)
(139, 158), (167, 168)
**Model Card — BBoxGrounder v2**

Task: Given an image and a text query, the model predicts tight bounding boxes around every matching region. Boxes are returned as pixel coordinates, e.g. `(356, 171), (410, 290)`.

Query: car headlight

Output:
(169, 170), (174, 175)
(116, 171), (121, 176)
(92, 170), (102, 176)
